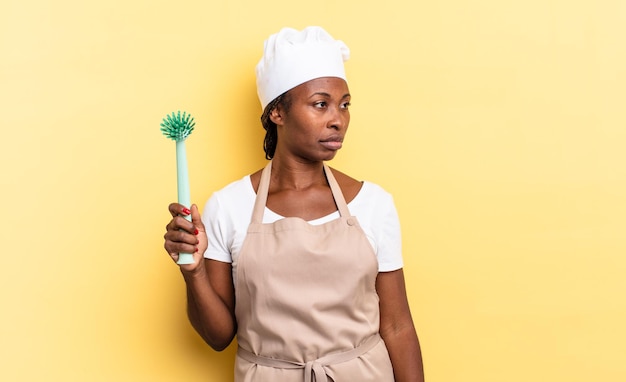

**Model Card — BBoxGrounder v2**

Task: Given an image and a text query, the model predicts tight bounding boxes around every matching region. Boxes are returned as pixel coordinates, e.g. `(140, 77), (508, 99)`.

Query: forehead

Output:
(290, 77), (350, 98)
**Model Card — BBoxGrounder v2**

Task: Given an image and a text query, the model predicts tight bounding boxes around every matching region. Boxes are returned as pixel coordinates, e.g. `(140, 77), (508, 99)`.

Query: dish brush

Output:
(160, 111), (196, 265)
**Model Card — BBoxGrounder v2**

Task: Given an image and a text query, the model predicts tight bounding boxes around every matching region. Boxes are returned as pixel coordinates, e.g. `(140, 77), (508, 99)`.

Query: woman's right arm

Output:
(164, 203), (236, 351)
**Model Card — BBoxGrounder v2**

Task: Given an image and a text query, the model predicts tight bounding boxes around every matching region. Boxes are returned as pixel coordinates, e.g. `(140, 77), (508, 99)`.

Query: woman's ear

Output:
(269, 106), (283, 125)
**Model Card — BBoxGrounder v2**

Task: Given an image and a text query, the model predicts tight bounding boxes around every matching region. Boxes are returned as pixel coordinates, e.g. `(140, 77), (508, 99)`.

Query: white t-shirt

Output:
(202, 175), (403, 281)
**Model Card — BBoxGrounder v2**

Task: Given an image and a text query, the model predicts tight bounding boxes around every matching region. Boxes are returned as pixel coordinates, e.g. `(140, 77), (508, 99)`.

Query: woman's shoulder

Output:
(328, 167), (363, 204)
(248, 168), (263, 194)
(204, 175), (256, 221)
(353, 180), (394, 208)
(210, 174), (255, 202)
(329, 167), (396, 206)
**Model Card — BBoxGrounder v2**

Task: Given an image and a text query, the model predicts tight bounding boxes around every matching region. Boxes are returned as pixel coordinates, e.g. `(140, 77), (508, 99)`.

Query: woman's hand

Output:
(163, 203), (208, 273)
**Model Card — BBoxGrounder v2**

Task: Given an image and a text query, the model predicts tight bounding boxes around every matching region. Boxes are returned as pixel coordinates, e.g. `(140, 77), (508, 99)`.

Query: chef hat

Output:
(255, 26), (350, 110)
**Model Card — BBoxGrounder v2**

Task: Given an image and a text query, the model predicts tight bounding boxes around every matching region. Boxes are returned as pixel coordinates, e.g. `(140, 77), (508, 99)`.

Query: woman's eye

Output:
(341, 102), (351, 109)
(314, 101), (327, 108)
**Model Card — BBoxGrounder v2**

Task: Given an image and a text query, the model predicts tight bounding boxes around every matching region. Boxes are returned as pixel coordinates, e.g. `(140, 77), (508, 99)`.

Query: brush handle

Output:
(176, 140), (194, 265)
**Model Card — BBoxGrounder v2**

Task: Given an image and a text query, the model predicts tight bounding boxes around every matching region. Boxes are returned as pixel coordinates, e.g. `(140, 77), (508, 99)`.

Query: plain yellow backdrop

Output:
(1, 0), (625, 381)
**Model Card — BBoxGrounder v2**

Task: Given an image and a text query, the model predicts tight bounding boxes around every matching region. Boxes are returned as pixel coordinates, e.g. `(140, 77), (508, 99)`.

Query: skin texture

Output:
(163, 77), (425, 381)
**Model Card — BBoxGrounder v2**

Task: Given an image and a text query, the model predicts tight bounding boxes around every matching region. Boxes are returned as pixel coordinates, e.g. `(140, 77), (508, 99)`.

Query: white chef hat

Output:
(255, 26), (350, 110)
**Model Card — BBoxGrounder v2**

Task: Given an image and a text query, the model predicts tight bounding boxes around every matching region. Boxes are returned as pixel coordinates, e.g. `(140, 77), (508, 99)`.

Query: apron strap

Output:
(250, 161), (351, 224)
(237, 334), (381, 382)
(323, 162), (351, 218)
(250, 161), (272, 224)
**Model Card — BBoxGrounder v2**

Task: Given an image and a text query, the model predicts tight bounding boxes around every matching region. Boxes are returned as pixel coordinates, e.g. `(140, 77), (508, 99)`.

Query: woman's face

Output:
(272, 77), (351, 162)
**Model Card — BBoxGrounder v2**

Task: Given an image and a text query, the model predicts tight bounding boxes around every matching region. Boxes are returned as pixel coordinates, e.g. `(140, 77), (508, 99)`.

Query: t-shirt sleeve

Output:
(368, 186), (404, 272)
(202, 192), (234, 263)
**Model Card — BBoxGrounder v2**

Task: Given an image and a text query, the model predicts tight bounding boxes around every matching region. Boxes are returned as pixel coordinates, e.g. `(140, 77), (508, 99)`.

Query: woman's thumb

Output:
(190, 204), (205, 231)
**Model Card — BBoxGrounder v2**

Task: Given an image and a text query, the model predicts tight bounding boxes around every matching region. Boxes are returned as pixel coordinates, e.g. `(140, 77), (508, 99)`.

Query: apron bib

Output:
(234, 161), (394, 382)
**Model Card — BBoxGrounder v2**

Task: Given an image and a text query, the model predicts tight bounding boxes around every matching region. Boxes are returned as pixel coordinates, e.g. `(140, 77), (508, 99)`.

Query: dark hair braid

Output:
(260, 92), (291, 159)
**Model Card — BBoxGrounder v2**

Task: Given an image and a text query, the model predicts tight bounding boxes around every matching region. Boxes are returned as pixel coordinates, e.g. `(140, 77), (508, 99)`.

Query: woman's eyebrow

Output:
(308, 92), (351, 99)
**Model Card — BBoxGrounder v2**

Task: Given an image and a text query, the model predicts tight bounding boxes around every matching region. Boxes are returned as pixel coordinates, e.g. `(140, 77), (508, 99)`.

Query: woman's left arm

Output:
(376, 269), (425, 382)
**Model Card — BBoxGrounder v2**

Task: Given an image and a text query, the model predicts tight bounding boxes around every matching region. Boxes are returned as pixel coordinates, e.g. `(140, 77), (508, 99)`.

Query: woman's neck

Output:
(269, 157), (327, 191)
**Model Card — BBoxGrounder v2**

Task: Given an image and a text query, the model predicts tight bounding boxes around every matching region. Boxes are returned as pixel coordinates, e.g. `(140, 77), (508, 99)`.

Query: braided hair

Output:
(260, 92), (291, 159)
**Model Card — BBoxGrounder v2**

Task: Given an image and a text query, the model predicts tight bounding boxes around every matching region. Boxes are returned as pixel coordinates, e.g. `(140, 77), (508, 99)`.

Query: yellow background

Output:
(1, 0), (625, 381)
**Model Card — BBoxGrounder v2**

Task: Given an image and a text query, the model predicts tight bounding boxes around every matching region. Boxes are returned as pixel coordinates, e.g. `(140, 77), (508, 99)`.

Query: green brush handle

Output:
(176, 140), (194, 265)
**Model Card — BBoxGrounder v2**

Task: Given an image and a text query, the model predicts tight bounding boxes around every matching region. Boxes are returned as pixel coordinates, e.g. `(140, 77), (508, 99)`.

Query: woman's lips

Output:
(319, 137), (343, 150)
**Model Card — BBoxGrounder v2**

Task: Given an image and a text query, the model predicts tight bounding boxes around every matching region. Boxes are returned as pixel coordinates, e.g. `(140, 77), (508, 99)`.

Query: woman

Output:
(164, 26), (424, 381)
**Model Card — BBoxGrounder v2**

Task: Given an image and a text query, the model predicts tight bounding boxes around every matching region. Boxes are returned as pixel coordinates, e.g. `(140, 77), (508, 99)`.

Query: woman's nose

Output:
(326, 107), (348, 130)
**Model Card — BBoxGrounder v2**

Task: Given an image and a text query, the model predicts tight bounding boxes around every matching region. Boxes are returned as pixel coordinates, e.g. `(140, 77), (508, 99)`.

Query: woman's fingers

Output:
(165, 203), (205, 267)
(164, 240), (198, 256)
(168, 202), (192, 218)
(163, 229), (199, 263)
(165, 220), (199, 244)
(166, 214), (196, 234)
